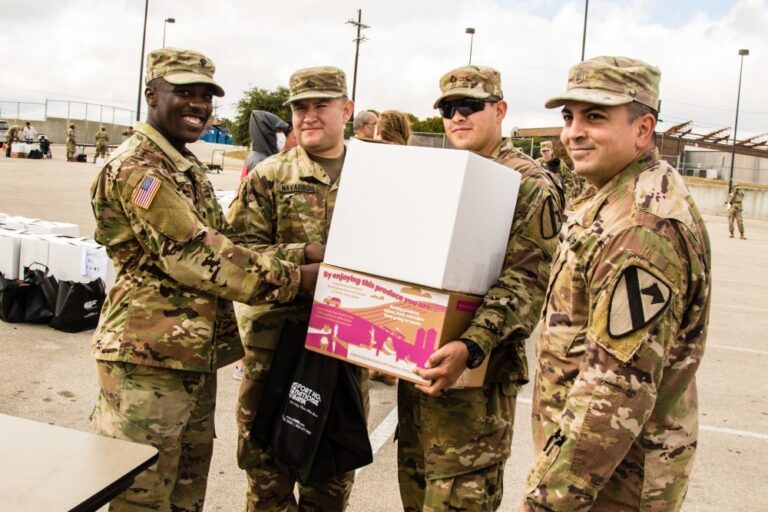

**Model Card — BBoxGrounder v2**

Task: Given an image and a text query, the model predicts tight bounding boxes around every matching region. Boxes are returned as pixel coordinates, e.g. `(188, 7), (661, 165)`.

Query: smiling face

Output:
(560, 100), (656, 188)
(442, 97), (506, 157)
(146, 78), (214, 150)
(291, 97), (353, 158)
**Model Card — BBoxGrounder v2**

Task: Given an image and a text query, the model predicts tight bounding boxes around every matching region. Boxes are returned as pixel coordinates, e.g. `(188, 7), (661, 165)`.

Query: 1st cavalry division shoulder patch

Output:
(609, 265), (671, 337)
(540, 195), (562, 240)
(132, 175), (162, 209)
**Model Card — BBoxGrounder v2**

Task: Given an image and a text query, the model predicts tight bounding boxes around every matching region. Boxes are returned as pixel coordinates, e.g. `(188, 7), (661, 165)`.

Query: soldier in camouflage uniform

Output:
(66, 123), (76, 161)
(89, 48), (316, 512)
(94, 125), (110, 162)
(226, 66), (366, 512)
(5, 124), (19, 157)
(520, 56), (711, 511)
(726, 185), (746, 239)
(397, 65), (564, 512)
(536, 140), (581, 206)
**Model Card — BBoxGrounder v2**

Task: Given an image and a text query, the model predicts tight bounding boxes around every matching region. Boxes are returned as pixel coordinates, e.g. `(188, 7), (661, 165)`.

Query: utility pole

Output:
(346, 9), (370, 104)
(136, 0), (149, 122)
(581, 0), (589, 61)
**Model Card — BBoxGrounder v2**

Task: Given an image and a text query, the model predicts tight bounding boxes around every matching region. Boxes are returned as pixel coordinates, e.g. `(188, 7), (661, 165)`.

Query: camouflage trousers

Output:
(728, 209), (745, 237)
(397, 381), (517, 512)
(236, 322), (369, 512)
(66, 142), (75, 161)
(91, 361), (216, 512)
(95, 143), (108, 160)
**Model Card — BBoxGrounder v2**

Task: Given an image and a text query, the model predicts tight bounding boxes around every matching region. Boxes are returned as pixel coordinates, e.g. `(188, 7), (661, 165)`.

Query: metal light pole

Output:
(162, 18), (175, 48)
(728, 49), (749, 193)
(581, 0), (589, 61)
(135, 0), (149, 122)
(465, 27), (475, 65)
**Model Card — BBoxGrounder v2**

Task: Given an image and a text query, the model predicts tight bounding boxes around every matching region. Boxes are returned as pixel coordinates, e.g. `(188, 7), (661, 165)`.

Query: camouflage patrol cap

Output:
(145, 48), (225, 97)
(284, 66), (348, 105)
(433, 65), (503, 108)
(540, 141), (553, 151)
(545, 56), (660, 110)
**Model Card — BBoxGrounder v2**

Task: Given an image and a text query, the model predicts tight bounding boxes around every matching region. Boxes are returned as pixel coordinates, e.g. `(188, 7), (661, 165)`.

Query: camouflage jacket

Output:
(6, 125), (19, 143)
(66, 128), (75, 145)
(95, 131), (110, 145)
(525, 150), (711, 511)
(536, 157), (582, 204)
(90, 122), (300, 373)
(727, 188), (744, 212)
(461, 140), (564, 384)
(226, 144), (339, 350)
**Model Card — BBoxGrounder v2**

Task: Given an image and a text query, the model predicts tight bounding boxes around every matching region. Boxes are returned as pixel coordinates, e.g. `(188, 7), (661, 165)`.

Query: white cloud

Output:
(1, 0), (766, 138)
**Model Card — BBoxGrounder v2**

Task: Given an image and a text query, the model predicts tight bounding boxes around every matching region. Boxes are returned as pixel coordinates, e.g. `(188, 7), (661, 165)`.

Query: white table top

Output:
(0, 413), (158, 511)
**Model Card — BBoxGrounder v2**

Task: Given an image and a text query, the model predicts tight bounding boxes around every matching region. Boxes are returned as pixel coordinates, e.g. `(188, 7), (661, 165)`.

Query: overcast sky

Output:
(2, 0), (767, 139)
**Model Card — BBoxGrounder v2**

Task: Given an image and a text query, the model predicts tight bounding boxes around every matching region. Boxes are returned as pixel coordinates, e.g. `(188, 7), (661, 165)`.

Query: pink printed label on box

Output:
(306, 267), (451, 384)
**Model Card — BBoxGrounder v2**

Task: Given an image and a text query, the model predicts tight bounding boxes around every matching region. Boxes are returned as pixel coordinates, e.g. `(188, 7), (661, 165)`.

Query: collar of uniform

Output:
(573, 148), (660, 227)
(294, 144), (335, 186)
(134, 122), (194, 173)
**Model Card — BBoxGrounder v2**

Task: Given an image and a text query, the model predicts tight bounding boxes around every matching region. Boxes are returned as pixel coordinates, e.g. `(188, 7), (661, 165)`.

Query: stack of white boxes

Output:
(305, 140), (521, 388)
(0, 215), (115, 289)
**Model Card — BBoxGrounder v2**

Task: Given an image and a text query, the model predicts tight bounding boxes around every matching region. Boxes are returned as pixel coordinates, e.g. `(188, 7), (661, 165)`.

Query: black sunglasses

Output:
(438, 97), (498, 119)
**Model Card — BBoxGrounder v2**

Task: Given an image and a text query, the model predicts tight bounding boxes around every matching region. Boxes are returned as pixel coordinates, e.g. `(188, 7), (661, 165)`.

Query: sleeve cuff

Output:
(459, 325), (497, 357)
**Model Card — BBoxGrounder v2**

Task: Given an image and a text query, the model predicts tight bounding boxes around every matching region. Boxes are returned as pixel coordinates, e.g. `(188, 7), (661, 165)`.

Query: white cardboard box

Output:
(47, 237), (115, 288)
(325, 139), (521, 295)
(0, 229), (23, 279)
(26, 220), (80, 237)
(18, 233), (56, 277)
(0, 216), (36, 231)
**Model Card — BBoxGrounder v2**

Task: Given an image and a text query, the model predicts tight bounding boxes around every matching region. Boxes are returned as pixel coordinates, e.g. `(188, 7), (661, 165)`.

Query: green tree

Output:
(410, 115), (445, 134)
(232, 86), (291, 146)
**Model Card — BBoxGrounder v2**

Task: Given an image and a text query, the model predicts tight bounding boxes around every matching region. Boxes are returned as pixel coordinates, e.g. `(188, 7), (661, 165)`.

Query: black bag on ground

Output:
(0, 264), (58, 324)
(251, 320), (372, 485)
(50, 278), (106, 332)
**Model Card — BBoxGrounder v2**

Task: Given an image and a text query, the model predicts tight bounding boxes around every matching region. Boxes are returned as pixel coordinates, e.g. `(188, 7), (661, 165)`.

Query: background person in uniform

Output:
(122, 126), (135, 139)
(66, 123), (76, 161)
(5, 124), (19, 157)
(94, 125), (110, 162)
(227, 66), (366, 512)
(22, 121), (37, 142)
(726, 185), (746, 239)
(537, 140), (579, 205)
(353, 109), (377, 139)
(397, 65), (563, 512)
(520, 56), (711, 512)
(89, 48), (314, 512)
(374, 109), (412, 146)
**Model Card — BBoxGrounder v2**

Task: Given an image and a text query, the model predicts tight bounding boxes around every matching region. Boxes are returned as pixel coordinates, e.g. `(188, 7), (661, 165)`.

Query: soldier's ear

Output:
(145, 86), (157, 107)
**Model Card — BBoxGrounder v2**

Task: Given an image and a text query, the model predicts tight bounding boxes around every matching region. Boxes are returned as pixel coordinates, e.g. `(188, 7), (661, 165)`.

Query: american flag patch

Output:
(132, 175), (162, 209)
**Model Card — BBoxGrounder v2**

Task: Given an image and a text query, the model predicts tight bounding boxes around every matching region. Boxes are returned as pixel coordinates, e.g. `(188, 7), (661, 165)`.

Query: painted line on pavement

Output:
(700, 425), (768, 441)
(711, 302), (768, 313)
(359, 406), (399, 475)
(708, 343), (768, 355)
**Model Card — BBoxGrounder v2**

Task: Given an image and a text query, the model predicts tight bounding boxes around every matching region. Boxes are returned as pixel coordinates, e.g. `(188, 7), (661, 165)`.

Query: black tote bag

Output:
(251, 320), (372, 485)
(50, 278), (106, 332)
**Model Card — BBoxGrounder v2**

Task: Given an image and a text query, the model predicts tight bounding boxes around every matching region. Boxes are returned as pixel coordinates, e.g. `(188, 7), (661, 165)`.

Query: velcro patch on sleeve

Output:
(131, 175), (162, 209)
(590, 254), (677, 363)
(540, 195), (562, 240)
(608, 265), (671, 338)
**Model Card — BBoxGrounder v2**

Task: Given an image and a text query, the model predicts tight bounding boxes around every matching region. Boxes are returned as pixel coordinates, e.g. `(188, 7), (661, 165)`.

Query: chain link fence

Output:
(0, 100), (134, 126)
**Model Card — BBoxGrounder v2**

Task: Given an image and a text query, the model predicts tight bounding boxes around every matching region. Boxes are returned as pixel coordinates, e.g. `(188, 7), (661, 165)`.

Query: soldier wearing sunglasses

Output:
(396, 65), (564, 511)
